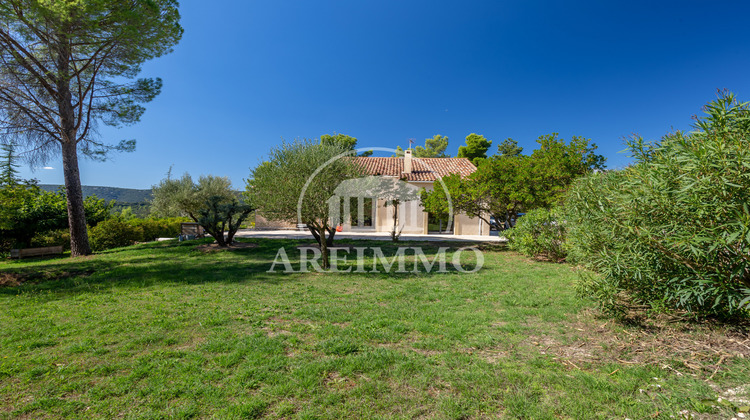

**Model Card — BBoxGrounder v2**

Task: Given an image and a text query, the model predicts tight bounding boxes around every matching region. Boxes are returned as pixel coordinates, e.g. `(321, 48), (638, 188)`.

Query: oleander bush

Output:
(564, 92), (750, 318)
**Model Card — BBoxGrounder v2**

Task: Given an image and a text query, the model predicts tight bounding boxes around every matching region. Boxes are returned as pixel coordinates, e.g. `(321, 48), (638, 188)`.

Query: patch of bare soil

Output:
(523, 310), (750, 378)
(0, 269), (94, 287)
(194, 242), (258, 253)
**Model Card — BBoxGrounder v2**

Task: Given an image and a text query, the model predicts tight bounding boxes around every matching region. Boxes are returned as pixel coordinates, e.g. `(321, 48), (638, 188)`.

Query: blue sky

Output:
(18, 0), (750, 189)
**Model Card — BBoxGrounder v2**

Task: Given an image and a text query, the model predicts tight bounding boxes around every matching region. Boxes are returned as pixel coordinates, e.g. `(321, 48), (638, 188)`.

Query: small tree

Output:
(375, 179), (420, 242)
(0, 143), (20, 185)
(151, 174), (252, 247)
(496, 138), (523, 157)
(249, 139), (365, 268)
(196, 196), (253, 247)
(422, 158), (531, 231)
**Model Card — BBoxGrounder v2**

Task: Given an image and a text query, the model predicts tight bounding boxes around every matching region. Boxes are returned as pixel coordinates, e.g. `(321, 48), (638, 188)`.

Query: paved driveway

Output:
(234, 229), (505, 242)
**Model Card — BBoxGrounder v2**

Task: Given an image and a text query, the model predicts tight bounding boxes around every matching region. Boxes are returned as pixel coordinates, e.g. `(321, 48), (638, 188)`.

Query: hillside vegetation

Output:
(39, 185), (153, 204)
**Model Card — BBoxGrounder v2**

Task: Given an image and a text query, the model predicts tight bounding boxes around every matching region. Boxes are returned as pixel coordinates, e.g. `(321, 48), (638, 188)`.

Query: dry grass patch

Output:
(519, 309), (750, 379)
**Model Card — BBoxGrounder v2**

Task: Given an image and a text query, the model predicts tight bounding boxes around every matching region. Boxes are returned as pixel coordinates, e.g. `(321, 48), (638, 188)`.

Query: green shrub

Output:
(30, 229), (71, 251)
(89, 217), (188, 251)
(564, 92), (750, 319)
(89, 219), (144, 251)
(129, 217), (186, 242)
(505, 208), (566, 262)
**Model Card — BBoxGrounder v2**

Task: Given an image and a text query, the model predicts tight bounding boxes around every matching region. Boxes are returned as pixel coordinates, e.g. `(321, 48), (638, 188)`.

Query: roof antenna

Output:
(408, 138), (415, 150)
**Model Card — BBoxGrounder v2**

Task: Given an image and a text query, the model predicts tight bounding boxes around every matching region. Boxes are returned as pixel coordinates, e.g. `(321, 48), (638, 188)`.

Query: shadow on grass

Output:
(0, 237), (490, 299)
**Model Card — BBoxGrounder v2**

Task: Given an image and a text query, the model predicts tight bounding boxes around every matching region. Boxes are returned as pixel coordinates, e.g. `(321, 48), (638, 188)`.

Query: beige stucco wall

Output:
(374, 198), (427, 234)
(254, 212), (297, 230)
(453, 212), (488, 236)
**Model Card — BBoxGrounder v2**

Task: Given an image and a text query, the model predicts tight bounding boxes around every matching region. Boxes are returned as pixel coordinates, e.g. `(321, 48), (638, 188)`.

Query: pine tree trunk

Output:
(56, 35), (91, 257)
(61, 140), (91, 256)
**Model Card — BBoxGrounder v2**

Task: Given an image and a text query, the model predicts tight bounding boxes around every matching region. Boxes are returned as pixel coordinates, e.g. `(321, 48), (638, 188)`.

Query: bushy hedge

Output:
(564, 93), (750, 318)
(89, 217), (188, 251)
(505, 208), (566, 262)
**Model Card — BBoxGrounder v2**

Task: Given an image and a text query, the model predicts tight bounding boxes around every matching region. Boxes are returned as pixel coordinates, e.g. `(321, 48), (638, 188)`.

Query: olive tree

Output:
(151, 174), (252, 247)
(248, 139), (365, 268)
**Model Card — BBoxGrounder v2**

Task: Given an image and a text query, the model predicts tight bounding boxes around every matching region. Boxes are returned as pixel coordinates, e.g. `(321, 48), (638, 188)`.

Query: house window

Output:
(349, 197), (374, 228)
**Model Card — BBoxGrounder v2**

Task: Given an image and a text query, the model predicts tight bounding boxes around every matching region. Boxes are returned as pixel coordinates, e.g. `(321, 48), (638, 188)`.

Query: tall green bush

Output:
(505, 208), (566, 262)
(565, 92), (750, 318)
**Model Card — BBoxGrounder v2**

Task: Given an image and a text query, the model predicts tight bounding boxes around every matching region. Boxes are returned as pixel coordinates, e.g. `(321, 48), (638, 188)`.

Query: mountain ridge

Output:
(39, 185), (153, 204)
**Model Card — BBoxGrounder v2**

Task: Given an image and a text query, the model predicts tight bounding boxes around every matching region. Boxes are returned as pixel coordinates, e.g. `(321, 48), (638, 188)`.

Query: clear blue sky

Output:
(19, 0), (750, 189)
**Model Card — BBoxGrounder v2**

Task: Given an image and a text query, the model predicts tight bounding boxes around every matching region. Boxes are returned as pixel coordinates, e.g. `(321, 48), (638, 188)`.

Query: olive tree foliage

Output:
(248, 139), (366, 268)
(565, 92), (750, 318)
(0, 0), (182, 256)
(151, 174), (252, 247)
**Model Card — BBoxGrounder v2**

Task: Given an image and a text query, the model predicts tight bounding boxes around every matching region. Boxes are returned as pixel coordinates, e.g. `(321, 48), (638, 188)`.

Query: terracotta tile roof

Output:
(352, 157), (477, 182)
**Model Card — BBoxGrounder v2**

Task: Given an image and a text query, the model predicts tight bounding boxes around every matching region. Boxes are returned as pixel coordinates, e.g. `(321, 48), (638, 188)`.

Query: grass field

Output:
(1, 238), (749, 419)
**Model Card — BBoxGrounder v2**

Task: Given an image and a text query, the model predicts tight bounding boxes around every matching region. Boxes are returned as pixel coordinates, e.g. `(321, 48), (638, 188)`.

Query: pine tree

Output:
(0, 143), (20, 186)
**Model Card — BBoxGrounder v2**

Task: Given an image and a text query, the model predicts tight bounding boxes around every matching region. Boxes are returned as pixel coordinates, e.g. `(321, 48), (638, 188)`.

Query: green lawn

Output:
(1, 238), (748, 419)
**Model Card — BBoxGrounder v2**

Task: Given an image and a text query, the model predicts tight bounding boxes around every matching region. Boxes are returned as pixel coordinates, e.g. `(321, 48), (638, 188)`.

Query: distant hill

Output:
(39, 185), (153, 204)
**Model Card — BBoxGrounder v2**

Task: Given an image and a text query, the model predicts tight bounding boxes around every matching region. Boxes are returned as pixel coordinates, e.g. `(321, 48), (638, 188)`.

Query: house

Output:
(255, 150), (489, 236)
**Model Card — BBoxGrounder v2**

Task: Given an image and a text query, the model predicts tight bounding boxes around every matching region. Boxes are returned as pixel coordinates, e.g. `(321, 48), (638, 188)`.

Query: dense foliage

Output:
(457, 133), (492, 165)
(89, 217), (187, 252)
(0, 182), (112, 250)
(421, 134), (604, 230)
(565, 92), (750, 318)
(320, 133), (373, 157)
(506, 208), (566, 262)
